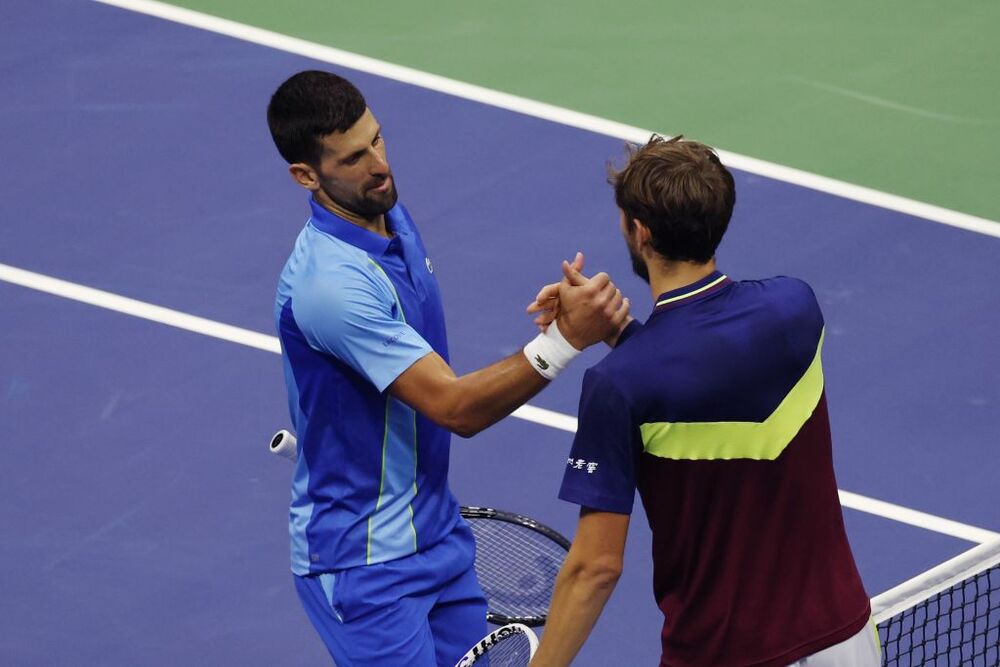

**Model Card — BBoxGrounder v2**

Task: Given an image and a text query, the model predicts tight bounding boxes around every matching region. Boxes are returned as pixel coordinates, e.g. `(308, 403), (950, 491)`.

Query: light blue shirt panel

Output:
(291, 228), (433, 392)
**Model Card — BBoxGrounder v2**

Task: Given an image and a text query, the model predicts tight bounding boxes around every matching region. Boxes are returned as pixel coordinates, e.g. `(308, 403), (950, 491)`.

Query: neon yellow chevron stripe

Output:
(639, 330), (825, 460)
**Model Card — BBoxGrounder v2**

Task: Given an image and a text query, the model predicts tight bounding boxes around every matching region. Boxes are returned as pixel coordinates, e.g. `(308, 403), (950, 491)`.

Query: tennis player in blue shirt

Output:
(266, 71), (630, 667)
(528, 136), (876, 666)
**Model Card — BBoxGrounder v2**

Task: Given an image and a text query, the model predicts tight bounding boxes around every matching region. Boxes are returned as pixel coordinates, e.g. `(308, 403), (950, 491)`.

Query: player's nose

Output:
(370, 150), (390, 175)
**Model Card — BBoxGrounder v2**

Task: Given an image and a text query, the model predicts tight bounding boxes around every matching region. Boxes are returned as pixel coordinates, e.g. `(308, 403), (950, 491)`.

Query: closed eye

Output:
(342, 150), (365, 166)
(340, 128), (382, 165)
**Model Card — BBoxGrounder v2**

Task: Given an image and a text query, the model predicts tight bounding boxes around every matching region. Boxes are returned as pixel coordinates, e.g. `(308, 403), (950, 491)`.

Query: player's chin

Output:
(366, 184), (398, 213)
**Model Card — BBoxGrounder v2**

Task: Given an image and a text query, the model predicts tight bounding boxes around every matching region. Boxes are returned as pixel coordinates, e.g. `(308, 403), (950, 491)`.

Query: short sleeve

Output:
(558, 368), (640, 514)
(773, 276), (824, 330)
(293, 262), (432, 392)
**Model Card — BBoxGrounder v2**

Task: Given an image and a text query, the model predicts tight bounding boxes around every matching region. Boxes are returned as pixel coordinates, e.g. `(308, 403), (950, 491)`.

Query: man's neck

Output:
(313, 193), (390, 238)
(647, 258), (717, 301)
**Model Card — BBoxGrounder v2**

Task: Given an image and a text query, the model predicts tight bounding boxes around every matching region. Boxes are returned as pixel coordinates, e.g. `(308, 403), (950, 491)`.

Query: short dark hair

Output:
(266, 70), (367, 165)
(609, 135), (736, 264)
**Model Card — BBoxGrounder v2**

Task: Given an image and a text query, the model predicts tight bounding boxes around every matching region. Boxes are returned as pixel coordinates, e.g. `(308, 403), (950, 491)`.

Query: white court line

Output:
(838, 492), (998, 545)
(4, 261), (999, 545)
(0, 263), (279, 354)
(92, 0), (1000, 239)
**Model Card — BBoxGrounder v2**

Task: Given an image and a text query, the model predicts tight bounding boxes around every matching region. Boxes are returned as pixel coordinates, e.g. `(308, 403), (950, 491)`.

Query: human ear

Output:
(632, 218), (652, 246)
(288, 163), (320, 192)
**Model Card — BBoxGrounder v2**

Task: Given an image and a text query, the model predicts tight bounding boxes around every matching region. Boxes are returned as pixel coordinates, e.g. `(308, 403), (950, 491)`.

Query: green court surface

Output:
(160, 0), (999, 223)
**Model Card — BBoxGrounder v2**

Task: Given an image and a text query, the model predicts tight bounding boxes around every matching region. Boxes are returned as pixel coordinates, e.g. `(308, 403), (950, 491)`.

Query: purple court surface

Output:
(2, 1), (998, 664)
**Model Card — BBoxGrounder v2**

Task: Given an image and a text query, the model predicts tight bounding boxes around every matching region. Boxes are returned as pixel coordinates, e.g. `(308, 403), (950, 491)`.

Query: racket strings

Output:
(480, 631), (534, 666)
(468, 520), (566, 620)
(456, 624), (538, 667)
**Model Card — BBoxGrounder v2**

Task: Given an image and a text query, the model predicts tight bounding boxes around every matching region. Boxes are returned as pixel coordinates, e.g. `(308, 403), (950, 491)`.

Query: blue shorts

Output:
(294, 521), (487, 666)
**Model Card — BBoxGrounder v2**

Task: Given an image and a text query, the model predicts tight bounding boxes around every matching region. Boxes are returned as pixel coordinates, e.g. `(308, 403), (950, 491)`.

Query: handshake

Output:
(524, 252), (632, 352)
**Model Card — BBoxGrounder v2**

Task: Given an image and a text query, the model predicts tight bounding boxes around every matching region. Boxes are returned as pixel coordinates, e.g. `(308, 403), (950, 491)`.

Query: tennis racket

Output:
(454, 623), (538, 667)
(460, 506), (569, 626)
(268, 430), (571, 626)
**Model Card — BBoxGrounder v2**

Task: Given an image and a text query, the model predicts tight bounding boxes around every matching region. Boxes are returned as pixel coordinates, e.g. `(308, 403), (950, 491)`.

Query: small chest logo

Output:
(425, 257), (434, 273)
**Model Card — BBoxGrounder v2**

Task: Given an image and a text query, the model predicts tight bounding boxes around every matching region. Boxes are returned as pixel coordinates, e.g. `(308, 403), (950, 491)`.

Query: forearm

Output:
(530, 510), (628, 666)
(530, 559), (620, 666)
(389, 347), (552, 438)
(440, 351), (548, 437)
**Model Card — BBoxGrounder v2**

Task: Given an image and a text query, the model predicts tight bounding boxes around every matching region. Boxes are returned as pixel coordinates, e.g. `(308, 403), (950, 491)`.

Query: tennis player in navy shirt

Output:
(267, 71), (629, 666)
(529, 136), (878, 666)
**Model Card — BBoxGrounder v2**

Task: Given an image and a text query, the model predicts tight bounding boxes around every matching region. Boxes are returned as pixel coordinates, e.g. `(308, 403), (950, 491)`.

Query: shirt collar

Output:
(308, 198), (408, 256)
(652, 270), (731, 313)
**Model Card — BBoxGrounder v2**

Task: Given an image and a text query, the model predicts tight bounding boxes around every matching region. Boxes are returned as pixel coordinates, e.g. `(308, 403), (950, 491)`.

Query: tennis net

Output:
(872, 537), (1000, 666)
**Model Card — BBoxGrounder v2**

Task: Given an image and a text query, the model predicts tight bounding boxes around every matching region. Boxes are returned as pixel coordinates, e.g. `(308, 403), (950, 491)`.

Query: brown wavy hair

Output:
(609, 135), (735, 263)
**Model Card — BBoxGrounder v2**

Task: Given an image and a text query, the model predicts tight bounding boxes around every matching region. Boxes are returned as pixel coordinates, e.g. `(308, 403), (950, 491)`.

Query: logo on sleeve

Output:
(567, 457), (599, 474)
(425, 257), (434, 273)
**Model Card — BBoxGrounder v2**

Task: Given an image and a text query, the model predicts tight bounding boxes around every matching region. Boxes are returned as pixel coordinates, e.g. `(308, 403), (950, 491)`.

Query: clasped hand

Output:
(526, 252), (632, 349)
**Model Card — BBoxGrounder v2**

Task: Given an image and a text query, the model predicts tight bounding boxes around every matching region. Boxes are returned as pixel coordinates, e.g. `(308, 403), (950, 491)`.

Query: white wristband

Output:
(523, 320), (581, 380)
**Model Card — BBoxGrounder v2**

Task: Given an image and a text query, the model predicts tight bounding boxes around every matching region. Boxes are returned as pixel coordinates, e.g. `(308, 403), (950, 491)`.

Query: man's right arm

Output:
(529, 508), (630, 667)
(388, 348), (549, 438)
(389, 264), (628, 437)
(531, 368), (638, 665)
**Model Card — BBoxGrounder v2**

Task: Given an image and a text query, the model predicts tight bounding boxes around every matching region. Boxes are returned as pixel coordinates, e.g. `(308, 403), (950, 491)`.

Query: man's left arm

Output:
(530, 508), (630, 667)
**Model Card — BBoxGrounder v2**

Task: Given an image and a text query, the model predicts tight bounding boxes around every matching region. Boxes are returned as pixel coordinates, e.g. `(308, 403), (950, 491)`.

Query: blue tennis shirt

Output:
(275, 198), (461, 575)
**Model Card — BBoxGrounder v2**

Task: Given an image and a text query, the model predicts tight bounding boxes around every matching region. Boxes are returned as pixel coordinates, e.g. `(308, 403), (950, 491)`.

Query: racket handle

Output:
(269, 429), (298, 463)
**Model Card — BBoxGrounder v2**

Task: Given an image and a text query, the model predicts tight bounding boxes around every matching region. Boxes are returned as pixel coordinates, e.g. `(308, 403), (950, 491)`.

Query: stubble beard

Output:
(628, 240), (650, 284)
(323, 178), (399, 219)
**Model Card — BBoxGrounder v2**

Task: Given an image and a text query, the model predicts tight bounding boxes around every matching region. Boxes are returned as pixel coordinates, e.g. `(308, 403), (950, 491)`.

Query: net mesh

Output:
(875, 540), (1000, 666)
(466, 517), (567, 623)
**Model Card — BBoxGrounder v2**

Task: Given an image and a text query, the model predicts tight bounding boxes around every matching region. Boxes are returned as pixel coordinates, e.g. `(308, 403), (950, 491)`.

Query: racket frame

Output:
(453, 622), (539, 667)
(460, 506), (571, 626)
